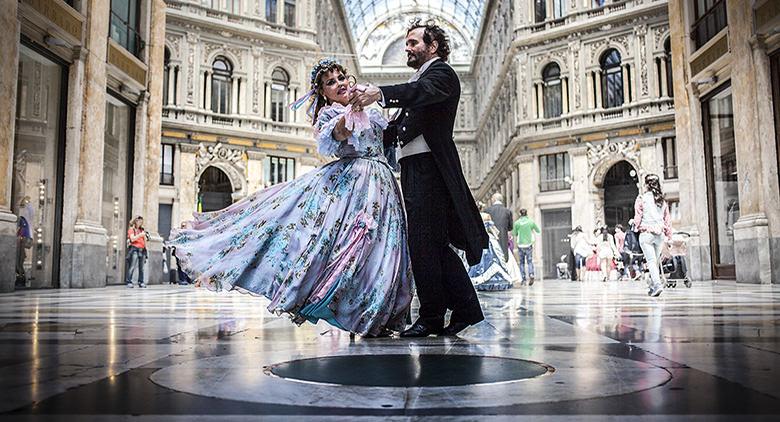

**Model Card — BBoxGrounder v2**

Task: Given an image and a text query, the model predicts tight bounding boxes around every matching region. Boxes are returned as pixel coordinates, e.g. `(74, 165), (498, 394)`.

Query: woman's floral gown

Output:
(168, 104), (413, 336)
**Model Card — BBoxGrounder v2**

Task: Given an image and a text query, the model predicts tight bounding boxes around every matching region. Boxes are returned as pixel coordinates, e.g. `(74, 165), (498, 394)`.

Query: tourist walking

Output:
(126, 216), (149, 288)
(633, 174), (673, 297)
(485, 193), (513, 261)
(596, 226), (619, 281)
(512, 209), (541, 285)
(570, 226), (592, 281)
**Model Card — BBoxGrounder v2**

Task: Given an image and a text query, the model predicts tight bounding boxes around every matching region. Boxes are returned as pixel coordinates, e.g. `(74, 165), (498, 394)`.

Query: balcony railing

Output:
(109, 10), (144, 58)
(161, 105), (313, 139)
(691, 0), (727, 49)
(515, 0), (661, 37)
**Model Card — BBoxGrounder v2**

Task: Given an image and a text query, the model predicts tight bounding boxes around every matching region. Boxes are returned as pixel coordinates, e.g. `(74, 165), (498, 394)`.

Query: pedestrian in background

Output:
(633, 174), (673, 297)
(570, 226), (591, 282)
(512, 208), (541, 285)
(126, 216), (149, 288)
(485, 193), (513, 262)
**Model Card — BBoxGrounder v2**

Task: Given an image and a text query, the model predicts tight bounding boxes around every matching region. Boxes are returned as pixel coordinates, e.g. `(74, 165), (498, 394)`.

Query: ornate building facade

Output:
(667, 0), (780, 283)
(158, 0), (356, 240)
(470, 0), (679, 280)
(0, 0), (167, 292)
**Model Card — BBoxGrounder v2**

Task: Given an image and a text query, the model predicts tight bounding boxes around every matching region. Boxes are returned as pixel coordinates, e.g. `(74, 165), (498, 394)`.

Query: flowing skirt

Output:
(169, 156), (413, 336)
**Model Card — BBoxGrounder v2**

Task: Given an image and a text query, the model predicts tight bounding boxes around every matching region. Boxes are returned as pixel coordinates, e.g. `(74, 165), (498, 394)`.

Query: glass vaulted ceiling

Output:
(342, 0), (487, 60)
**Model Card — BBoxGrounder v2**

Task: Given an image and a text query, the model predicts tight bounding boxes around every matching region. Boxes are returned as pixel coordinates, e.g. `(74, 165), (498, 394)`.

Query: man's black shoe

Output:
(400, 322), (442, 338)
(441, 321), (471, 336)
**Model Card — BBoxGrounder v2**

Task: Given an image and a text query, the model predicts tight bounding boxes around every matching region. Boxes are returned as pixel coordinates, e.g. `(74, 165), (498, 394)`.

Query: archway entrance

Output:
(198, 166), (233, 212)
(603, 161), (639, 228)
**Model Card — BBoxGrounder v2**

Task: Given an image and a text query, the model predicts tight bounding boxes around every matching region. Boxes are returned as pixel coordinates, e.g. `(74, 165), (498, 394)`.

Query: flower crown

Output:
(289, 58), (342, 118)
(309, 58), (340, 89)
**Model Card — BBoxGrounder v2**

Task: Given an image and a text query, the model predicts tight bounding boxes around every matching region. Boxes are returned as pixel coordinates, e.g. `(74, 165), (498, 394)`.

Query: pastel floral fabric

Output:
(169, 105), (412, 336)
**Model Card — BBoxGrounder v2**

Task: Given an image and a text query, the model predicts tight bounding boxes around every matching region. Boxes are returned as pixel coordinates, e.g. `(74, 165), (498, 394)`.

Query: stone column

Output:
(562, 77), (569, 113)
(569, 147), (595, 233)
(532, 83), (539, 118)
(178, 144), (199, 223)
(59, 49), (87, 289)
(595, 70), (603, 108)
(660, 57), (669, 97)
(144, 0), (167, 284)
(204, 70), (212, 110)
(0, 0), (19, 292)
(667, 0), (713, 280)
(726, 0), (779, 284)
(246, 151), (267, 192)
(264, 82), (271, 119)
(622, 64), (631, 103)
(539, 83), (545, 118)
(238, 77), (245, 114)
(231, 75), (239, 114)
(586, 72), (594, 109)
(64, 0), (112, 288)
(166, 65), (176, 105)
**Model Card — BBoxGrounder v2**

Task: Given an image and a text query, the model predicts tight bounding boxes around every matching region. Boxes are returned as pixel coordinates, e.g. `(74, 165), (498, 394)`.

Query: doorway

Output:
(198, 166), (233, 212)
(12, 43), (68, 289)
(603, 161), (639, 228)
(541, 208), (572, 279)
(702, 82), (737, 279)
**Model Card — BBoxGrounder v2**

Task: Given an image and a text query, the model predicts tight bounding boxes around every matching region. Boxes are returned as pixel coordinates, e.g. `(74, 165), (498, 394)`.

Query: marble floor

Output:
(1, 279), (779, 421)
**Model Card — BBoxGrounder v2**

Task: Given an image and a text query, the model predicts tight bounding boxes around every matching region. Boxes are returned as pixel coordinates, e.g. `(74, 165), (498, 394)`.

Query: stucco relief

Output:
(586, 139), (643, 188)
(194, 143), (246, 194)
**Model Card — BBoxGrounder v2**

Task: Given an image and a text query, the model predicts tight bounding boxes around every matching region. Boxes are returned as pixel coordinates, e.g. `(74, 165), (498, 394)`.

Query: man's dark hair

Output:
(407, 18), (451, 62)
(520, 208), (528, 216)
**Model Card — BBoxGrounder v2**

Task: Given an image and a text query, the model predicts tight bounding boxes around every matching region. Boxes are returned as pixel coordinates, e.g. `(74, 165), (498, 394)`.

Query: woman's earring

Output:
(348, 75), (357, 88)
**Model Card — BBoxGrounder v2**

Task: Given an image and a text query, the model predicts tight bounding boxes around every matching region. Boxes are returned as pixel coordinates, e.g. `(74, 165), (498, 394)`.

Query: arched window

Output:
(270, 68), (289, 122)
(211, 56), (232, 114)
(534, 0), (546, 23)
(543, 63), (563, 118)
(592, 0), (606, 7)
(382, 37), (406, 65)
(600, 49), (624, 109)
(284, 0), (295, 26)
(664, 38), (673, 98)
(163, 48), (171, 106)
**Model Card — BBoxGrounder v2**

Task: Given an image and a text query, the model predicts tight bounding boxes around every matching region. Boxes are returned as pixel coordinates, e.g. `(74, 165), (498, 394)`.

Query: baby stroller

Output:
(556, 254), (570, 280)
(661, 232), (692, 288)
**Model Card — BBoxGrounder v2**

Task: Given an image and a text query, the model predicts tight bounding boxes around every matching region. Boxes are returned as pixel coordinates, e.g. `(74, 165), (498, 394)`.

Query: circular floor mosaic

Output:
(150, 344), (672, 409)
(268, 354), (551, 387)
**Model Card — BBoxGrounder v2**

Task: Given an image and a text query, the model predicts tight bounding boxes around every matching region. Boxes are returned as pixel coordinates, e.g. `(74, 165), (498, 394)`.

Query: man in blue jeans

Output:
(512, 209), (541, 285)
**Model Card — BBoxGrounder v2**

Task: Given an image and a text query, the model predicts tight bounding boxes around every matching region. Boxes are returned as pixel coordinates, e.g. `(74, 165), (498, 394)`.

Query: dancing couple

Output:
(169, 20), (488, 338)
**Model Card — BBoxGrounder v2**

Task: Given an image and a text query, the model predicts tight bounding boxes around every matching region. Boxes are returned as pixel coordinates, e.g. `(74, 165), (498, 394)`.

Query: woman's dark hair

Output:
(311, 62), (350, 125)
(407, 18), (451, 62)
(600, 226), (609, 242)
(644, 174), (665, 207)
(615, 224), (624, 232)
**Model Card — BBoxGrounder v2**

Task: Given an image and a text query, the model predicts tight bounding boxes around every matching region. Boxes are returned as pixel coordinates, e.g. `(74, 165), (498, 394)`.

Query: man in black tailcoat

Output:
(350, 19), (488, 337)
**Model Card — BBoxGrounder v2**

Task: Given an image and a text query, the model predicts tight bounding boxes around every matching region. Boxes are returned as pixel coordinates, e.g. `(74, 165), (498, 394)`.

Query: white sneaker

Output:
(649, 284), (664, 297)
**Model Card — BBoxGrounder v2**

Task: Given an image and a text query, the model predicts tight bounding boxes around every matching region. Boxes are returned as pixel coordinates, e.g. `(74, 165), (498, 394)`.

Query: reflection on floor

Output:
(1, 279), (779, 420)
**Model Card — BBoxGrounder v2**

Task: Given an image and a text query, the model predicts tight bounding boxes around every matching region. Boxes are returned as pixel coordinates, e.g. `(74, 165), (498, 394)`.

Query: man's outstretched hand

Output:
(349, 84), (382, 108)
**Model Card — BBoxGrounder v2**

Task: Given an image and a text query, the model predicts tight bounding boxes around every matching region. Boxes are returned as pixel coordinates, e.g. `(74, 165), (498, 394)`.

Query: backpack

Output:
(623, 230), (642, 255)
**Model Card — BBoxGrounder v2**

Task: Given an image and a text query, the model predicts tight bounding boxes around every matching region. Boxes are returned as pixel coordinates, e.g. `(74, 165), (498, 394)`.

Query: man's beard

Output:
(406, 51), (423, 69)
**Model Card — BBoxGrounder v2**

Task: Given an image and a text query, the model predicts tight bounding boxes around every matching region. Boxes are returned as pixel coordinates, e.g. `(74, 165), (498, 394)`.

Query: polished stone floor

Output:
(1, 278), (779, 420)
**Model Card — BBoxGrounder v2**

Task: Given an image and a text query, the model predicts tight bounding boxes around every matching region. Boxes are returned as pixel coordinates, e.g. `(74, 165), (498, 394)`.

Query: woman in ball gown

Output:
(466, 207), (521, 291)
(168, 59), (412, 337)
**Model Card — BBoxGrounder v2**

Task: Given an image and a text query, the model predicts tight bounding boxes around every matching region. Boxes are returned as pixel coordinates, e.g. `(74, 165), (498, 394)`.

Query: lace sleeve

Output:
(314, 106), (344, 156)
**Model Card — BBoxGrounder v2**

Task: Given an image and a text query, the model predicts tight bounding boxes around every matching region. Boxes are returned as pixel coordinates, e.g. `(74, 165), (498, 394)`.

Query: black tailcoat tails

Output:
(381, 59), (488, 328)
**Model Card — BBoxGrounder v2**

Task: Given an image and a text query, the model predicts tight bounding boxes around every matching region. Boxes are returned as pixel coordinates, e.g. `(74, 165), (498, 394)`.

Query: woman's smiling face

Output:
(319, 69), (350, 105)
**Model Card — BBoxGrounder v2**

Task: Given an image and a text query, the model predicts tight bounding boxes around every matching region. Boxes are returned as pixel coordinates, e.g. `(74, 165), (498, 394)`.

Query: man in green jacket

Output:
(512, 209), (541, 285)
